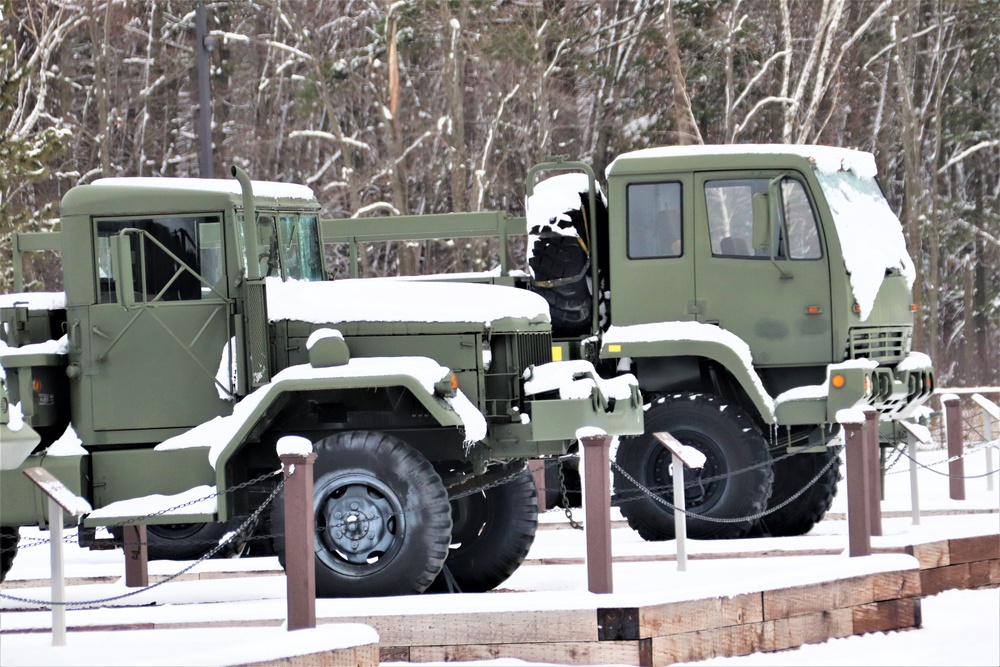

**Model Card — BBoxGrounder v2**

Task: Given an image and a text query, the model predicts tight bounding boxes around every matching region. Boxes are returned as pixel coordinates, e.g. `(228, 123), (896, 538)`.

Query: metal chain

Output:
(0, 476), (286, 608)
(884, 440), (1000, 479)
(609, 446), (844, 524)
(558, 456), (584, 531)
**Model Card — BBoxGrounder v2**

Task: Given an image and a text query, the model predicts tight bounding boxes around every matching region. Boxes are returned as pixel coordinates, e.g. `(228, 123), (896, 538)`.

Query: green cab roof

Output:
(606, 144), (875, 178)
(60, 176), (320, 218)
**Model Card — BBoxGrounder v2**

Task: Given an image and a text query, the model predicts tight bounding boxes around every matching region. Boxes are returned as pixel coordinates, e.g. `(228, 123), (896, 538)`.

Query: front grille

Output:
(514, 331), (553, 369)
(483, 331), (553, 419)
(847, 327), (909, 363)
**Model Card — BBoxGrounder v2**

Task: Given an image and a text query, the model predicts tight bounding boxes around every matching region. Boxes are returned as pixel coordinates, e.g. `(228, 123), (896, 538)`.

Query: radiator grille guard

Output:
(847, 326), (910, 364)
(484, 331), (553, 419)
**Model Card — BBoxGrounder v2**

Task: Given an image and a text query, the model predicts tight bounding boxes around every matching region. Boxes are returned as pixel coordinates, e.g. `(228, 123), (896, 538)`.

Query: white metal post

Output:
(984, 407), (995, 493)
(49, 499), (66, 646)
(907, 431), (920, 526)
(672, 452), (688, 572)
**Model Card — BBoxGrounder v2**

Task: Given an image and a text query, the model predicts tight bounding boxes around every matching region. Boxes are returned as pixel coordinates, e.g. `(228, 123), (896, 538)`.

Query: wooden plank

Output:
(852, 598), (921, 635)
(949, 535), (1000, 565)
(968, 560), (995, 588)
(906, 541), (950, 568)
(921, 563), (972, 596)
(651, 623), (764, 665)
(639, 593), (763, 637)
(762, 576), (872, 620)
(321, 609), (598, 646)
(243, 643), (380, 667)
(991, 559), (1000, 585)
(410, 640), (645, 665)
(379, 646), (410, 662)
(871, 570), (921, 601)
(762, 607), (854, 652)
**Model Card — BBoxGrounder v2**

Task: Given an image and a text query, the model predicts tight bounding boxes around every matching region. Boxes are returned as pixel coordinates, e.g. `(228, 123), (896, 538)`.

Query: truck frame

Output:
(317, 144), (936, 541)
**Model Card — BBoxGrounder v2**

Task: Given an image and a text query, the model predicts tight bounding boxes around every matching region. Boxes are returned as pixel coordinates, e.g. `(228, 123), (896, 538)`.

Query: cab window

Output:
(627, 182), (682, 259)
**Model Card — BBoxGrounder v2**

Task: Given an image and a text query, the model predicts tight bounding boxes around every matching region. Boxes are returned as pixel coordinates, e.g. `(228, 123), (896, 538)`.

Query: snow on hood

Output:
(265, 277), (550, 326)
(157, 357), (487, 466)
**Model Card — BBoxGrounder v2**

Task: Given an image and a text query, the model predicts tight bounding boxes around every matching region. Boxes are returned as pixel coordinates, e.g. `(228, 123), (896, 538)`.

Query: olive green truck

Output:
(321, 144), (935, 542)
(0, 167), (643, 596)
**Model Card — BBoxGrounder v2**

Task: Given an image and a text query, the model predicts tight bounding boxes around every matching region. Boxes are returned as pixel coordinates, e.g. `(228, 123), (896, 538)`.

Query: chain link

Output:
(0, 476), (286, 608)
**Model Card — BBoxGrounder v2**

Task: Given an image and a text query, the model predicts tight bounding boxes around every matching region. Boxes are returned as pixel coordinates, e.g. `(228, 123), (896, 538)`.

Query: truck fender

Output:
(601, 323), (776, 423)
(154, 358), (483, 508)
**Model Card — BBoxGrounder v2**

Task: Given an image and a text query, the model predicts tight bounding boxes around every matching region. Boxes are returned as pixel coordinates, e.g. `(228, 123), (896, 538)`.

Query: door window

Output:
(705, 179), (766, 258)
(627, 182), (682, 259)
(96, 216), (224, 303)
(781, 179), (822, 260)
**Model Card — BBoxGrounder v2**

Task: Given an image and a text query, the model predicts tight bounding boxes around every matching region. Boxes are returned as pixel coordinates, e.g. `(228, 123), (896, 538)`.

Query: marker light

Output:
(831, 374), (846, 389)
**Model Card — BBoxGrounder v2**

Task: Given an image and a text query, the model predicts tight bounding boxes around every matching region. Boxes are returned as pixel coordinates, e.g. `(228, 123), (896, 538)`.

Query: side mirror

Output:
(751, 192), (770, 254)
(110, 233), (136, 310)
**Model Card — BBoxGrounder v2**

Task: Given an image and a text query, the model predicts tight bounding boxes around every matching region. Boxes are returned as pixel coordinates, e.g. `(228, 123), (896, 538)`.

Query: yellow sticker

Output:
(607, 344), (622, 353)
(551, 346), (563, 361)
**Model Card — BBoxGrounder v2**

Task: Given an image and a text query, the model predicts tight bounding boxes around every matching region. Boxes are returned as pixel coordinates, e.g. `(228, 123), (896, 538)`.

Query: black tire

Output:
(750, 447), (842, 537)
(430, 466), (539, 593)
(1, 527), (19, 583)
(528, 235), (592, 336)
(614, 394), (773, 540)
(111, 520), (247, 561)
(271, 431), (452, 598)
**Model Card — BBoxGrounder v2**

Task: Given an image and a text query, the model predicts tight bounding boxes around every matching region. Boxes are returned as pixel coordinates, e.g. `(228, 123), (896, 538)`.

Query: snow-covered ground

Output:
(0, 443), (997, 667)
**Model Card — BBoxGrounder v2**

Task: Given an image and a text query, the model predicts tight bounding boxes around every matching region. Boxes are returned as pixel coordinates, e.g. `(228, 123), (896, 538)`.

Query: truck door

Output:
(89, 215), (233, 431)
(609, 175), (697, 326)
(692, 173), (833, 367)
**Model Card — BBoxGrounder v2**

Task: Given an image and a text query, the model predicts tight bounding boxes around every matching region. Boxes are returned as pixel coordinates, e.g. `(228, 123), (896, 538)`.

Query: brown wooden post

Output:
(942, 394), (966, 500)
(580, 434), (613, 594)
(280, 444), (318, 631)
(528, 459), (547, 513)
(863, 409), (882, 537)
(841, 414), (872, 557)
(122, 525), (148, 588)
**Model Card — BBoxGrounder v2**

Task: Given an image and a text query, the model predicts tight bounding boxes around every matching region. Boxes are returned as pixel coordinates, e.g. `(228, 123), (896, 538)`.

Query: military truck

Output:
(319, 144), (936, 541)
(0, 168), (643, 596)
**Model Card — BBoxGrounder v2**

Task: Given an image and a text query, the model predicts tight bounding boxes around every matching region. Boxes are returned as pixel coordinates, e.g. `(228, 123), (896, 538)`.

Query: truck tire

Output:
(528, 235), (592, 336)
(271, 431), (452, 597)
(0, 527), (19, 582)
(614, 394), (773, 540)
(750, 447), (841, 537)
(110, 519), (248, 561)
(430, 466), (539, 593)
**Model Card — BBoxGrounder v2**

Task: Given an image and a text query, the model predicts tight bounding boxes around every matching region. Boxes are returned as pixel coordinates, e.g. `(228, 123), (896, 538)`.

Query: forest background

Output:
(1, 0), (997, 386)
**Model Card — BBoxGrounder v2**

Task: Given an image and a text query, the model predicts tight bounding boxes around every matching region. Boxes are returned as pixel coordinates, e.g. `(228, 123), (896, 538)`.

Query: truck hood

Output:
(265, 277), (551, 328)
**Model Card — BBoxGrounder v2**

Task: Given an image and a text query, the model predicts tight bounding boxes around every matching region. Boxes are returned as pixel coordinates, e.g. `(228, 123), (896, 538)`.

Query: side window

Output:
(257, 215), (281, 278)
(95, 216), (223, 303)
(705, 179), (767, 258)
(627, 182), (682, 259)
(781, 180), (822, 260)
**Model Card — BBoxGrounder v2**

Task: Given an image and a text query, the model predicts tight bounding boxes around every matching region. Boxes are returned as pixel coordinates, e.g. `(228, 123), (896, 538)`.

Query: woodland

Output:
(1, 0), (998, 385)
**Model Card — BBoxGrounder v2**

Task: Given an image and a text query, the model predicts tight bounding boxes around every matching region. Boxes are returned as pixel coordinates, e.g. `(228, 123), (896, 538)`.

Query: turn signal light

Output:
(33, 378), (41, 392)
(450, 372), (459, 391)
(831, 374), (846, 389)
(910, 304), (918, 312)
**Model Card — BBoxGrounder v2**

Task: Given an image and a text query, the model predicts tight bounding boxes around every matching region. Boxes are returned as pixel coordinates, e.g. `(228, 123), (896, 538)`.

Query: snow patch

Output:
(276, 435), (313, 457)
(88, 485), (217, 520)
(0, 291), (66, 311)
(45, 424), (88, 457)
(91, 177), (316, 202)
(265, 277), (550, 325)
(523, 359), (638, 402)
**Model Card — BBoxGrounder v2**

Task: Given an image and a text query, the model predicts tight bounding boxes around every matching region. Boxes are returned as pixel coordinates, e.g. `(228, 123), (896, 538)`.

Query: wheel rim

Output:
(315, 473), (405, 573)
(646, 430), (727, 511)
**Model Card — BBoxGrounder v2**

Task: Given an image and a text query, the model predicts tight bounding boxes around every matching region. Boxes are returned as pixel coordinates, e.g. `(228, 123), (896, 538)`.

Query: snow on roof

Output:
(91, 177), (316, 202)
(603, 321), (775, 418)
(157, 357), (487, 465)
(0, 291), (66, 310)
(265, 277), (551, 326)
(606, 143), (878, 177)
